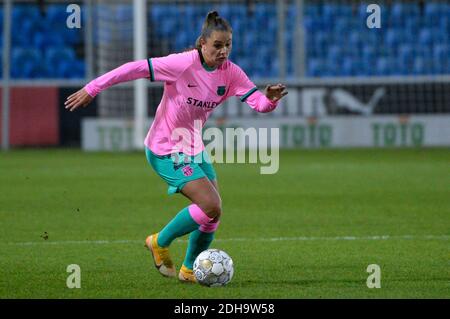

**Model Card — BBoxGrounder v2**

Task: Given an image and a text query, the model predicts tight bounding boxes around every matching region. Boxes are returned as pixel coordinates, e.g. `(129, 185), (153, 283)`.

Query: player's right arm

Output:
(65, 51), (194, 112)
(65, 59), (150, 111)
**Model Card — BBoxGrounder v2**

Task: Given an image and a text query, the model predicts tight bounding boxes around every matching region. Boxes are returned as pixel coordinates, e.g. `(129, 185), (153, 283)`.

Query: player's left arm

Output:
(230, 64), (288, 113)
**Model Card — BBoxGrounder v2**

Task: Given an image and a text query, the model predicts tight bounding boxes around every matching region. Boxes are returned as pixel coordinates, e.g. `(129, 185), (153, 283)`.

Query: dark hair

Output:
(195, 11), (232, 49)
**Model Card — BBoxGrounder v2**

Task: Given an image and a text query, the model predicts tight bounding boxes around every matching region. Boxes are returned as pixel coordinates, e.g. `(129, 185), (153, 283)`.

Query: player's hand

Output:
(265, 83), (288, 102)
(64, 88), (93, 112)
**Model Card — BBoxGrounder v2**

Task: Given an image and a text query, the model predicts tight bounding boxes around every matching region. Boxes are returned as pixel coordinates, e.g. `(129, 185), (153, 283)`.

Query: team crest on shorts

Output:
(182, 165), (194, 177)
(217, 86), (226, 96)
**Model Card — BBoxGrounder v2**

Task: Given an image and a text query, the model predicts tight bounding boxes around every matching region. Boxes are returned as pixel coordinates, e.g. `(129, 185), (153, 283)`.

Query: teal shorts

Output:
(145, 148), (217, 195)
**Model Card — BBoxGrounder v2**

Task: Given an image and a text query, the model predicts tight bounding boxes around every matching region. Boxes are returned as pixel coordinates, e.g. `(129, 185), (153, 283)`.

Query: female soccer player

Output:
(65, 11), (288, 282)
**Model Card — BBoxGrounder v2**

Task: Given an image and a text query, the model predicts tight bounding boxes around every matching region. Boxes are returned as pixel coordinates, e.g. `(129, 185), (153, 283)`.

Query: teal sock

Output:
(183, 230), (215, 270)
(157, 206), (200, 247)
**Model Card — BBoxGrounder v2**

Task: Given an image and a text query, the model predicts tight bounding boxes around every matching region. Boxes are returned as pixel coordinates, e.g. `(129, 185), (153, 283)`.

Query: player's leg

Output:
(179, 154), (221, 282)
(178, 177), (222, 282)
(145, 149), (215, 278)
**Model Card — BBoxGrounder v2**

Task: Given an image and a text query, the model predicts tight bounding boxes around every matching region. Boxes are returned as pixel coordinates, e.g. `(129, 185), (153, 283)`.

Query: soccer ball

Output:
(193, 249), (234, 287)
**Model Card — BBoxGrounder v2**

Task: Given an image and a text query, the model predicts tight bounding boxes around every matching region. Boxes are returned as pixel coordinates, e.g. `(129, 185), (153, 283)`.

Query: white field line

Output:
(2, 235), (449, 247)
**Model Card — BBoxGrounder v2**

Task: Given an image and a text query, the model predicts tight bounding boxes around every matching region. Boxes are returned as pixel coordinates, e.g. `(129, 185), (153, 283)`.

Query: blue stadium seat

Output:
(307, 58), (326, 77)
(362, 45), (376, 65)
(349, 30), (365, 49)
(424, 3), (441, 19)
(418, 29), (434, 47)
(375, 57), (394, 76)
(11, 47), (46, 78)
(423, 2), (446, 27)
(33, 31), (66, 50)
(12, 5), (41, 24)
(46, 4), (68, 25)
(322, 4), (339, 20)
(390, 2), (419, 22)
(116, 4), (132, 21)
(327, 45), (343, 65)
(304, 4), (321, 18)
(181, 4), (196, 20)
(303, 16), (321, 33)
(174, 31), (189, 52)
(254, 3), (274, 23)
(271, 58), (281, 78)
(57, 59), (85, 79)
(218, 3), (235, 20)
(432, 44), (449, 74)
(334, 17), (352, 35)
(413, 56), (431, 75)
(340, 57), (359, 76)
(440, 18), (449, 38)
(384, 29), (403, 48)
(404, 16), (420, 35)
(398, 44), (414, 65)
(433, 44), (449, 63)
(45, 47), (76, 78)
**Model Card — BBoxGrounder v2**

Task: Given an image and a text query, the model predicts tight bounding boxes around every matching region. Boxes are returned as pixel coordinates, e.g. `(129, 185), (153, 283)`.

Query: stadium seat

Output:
(404, 16), (420, 35)
(362, 44), (376, 59)
(390, 2), (420, 22)
(399, 44), (414, 65)
(308, 58), (326, 77)
(418, 29), (434, 47)
(413, 56), (431, 75)
(375, 57), (394, 76)
(57, 59), (85, 79)
(322, 4), (339, 20)
(174, 31), (189, 52)
(433, 44), (449, 74)
(384, 29), (403, 49)
(334, 17), (352, 35)
(46, 4), (68, 25)
(433, 44), (449, 63)
(33, 31), (66, 50)
(340, 57), (358, 76)
(327, 45), (343, 65)
(12, 5), (41, 23)
(116, 4), (133, 21)
(304, 4), (321, 18)
(11, 47), (46, 78)
(424, 3), (441, 19)
(45, 47), (76, 78)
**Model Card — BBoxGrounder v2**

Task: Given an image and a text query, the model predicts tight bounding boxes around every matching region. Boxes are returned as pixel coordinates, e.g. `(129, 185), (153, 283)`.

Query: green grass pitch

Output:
(0, 148), (448, 298)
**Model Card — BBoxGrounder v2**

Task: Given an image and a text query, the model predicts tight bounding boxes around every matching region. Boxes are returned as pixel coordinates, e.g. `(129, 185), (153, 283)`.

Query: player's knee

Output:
(202, 198), (222, 220)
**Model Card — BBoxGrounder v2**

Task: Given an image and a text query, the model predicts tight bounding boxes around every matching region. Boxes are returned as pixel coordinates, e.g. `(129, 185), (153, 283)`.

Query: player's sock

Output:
(157, 204), (212, 247)
(182, 220), (220, 270)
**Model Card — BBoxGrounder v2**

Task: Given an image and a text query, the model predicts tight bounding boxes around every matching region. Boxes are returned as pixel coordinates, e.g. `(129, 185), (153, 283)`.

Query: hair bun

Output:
(206, 11), (219, 23)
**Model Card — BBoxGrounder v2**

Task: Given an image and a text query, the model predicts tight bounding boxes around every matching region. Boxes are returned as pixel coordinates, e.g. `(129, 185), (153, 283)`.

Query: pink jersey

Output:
(85, 49), (278, 156)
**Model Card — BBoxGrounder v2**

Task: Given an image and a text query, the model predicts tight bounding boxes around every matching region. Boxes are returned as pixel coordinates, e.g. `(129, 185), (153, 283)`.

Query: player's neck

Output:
(197, 49), (217, 71)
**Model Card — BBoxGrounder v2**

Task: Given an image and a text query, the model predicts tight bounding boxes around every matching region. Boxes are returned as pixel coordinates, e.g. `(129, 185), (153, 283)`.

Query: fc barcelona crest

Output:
(217, 86), (226, 96)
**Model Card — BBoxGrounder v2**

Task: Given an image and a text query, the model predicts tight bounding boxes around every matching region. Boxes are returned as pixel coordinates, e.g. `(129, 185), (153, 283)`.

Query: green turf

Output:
(0, 148), (448, 298)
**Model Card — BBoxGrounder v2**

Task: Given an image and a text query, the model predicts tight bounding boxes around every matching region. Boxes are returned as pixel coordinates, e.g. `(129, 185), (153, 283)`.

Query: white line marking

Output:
(2, 235), (449, 246)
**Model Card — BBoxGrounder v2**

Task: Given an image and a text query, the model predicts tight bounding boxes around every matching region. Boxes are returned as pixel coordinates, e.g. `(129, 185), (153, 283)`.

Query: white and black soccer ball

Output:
(193, 249), (234, 287)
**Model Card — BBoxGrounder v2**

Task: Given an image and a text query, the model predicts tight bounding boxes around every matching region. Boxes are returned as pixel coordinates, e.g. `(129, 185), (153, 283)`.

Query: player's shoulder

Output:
(155, 49), (197, 65)
(222, 59), (246, 76)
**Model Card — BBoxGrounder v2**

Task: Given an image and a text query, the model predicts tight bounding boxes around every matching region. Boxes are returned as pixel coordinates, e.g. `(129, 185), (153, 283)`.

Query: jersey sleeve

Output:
(84, 59), (150, 97)
(228, 63), (278, 113)
(148, 51), (194, 83)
